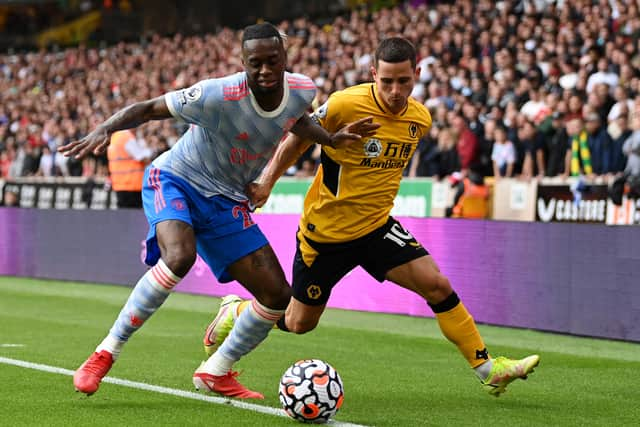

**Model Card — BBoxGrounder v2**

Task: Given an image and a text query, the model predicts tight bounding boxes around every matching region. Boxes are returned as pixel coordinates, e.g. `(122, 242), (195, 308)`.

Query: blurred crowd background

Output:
(1, 0), (640, 186)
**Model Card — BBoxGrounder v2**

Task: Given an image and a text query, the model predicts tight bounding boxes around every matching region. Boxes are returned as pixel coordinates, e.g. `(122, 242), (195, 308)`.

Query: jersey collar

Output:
(247, 74), (290, 118)
(370, 83), (409, 116)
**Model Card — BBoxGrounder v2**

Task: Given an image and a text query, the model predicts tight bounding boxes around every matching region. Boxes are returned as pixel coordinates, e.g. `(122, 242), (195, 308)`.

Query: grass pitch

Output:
(1, 277), (639, 426)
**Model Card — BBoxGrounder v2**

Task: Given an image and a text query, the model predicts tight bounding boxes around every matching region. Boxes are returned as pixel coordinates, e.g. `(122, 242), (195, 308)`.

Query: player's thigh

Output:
(142, 167), (197, 275)
(195, 223), (278, 286)
(193, 195), (289, 307)
(359, 217), (428, 283)
(360, 217), (451, 299)
(285, 296), (326, 334)
(227, 244), (291, 309)
(385, 255), (452, 301)
(155, 220), (197, 256)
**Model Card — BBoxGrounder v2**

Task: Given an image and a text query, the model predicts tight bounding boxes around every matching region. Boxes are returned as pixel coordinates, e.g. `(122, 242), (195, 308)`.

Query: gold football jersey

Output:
(299, 83), (432, 243)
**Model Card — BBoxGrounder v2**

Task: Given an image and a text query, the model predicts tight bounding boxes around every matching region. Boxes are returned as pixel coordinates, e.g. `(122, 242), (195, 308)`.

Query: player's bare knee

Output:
(257, 284), (292, 310)
(428, 274), (453, 301)
(287, 319), (317, 334)
(161, 249), (196, 277)
(420, 272), (452, 301)
(436, 273), (452, 293)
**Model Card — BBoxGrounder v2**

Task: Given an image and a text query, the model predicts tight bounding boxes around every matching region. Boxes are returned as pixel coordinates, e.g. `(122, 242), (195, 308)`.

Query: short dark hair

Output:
(242, 22), (283, 46)
(374, 37), (417, 69)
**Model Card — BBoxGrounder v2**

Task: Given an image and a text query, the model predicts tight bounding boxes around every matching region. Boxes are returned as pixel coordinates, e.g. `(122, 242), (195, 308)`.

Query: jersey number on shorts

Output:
(383, 223), (414, 247)
(232, 205), (255, 229)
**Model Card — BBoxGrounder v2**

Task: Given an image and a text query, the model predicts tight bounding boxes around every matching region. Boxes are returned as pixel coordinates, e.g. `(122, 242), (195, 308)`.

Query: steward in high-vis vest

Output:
(445, 171), (490, 219)
(107, 130), (152, 208)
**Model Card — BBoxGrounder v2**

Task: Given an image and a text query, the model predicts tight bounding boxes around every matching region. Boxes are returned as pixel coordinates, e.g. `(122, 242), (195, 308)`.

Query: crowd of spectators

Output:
(2, 0), (640, 186)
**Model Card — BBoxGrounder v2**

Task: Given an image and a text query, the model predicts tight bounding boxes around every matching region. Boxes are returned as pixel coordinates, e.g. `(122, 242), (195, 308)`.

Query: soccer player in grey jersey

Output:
(61, 22), (378, 399)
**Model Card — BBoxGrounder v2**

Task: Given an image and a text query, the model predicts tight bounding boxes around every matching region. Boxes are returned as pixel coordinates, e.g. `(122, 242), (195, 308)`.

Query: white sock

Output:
(474, 359), (493, 380)
(99, 259), (181, 361)
(198, 300), (283, 376)
(96, 334), (125, 361)
(200, 351), (235, 376)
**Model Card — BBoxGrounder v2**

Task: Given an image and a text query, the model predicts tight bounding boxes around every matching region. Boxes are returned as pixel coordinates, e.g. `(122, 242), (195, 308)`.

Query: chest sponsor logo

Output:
(359, 158), (406, 169)
(230, 147), (274, 165)
(360, 141), (413, 169)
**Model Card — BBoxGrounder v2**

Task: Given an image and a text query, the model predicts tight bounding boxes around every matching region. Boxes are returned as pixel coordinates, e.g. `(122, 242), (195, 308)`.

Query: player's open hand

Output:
(330, 116), (380, 149)
(58, 127), (112, 159)
(245, 182), (272, 209)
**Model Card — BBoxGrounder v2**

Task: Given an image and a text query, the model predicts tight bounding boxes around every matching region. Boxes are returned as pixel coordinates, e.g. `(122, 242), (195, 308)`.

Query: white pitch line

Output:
(0, 344), (25, 347)
(0, 356), (369, 427)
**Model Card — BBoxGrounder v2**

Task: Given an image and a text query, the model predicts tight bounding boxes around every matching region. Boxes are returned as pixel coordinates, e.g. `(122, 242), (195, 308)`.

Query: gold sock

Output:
(434, 299), (490, 368)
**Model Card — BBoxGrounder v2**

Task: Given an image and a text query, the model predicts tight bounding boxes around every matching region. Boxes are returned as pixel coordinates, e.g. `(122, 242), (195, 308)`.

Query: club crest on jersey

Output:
(364, 138), (382, 158)
(409, 122), (418, 138)
(184, 84), (203, 103)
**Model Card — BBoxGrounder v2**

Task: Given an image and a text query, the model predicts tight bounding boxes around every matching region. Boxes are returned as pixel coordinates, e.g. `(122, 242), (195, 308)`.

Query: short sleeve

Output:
(310, 94), (343, 133)
(164, 79), (220, 131)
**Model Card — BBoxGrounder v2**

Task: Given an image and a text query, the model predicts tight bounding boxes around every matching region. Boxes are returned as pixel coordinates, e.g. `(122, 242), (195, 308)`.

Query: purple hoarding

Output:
(1, 207), (639, 342)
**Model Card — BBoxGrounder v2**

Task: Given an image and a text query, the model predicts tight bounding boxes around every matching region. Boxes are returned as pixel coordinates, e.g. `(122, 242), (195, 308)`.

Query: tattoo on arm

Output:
(101, 97), (171, 133)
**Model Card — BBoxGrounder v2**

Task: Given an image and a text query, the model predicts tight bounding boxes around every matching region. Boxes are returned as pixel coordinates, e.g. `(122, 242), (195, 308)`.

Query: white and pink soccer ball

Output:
(279, 359), (344, 424)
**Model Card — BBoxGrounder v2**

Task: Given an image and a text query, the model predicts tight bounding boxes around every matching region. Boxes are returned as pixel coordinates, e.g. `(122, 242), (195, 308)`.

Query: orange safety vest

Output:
(107, 130), (146, 192)
(452, 178), (490, 219)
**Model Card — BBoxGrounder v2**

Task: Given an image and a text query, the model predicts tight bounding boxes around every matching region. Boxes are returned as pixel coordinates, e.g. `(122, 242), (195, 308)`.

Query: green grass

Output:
(1, 277), (639, 426)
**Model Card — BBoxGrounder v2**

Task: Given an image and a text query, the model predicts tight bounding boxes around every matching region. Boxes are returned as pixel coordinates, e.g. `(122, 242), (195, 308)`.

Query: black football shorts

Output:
(292, 216), (429, 305)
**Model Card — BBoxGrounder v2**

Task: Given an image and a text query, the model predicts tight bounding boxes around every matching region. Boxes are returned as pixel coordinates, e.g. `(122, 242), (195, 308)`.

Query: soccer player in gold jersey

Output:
(204, 37), (539, 397)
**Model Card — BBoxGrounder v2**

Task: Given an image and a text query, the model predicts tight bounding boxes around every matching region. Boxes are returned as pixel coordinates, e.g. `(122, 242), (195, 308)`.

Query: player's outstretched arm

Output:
(58, 96), (172, 159)
(290, 114), (379, 149)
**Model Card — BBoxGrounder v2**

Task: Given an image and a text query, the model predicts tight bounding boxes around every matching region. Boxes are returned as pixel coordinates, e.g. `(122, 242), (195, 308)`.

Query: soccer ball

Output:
(279, 359), (344, 423)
